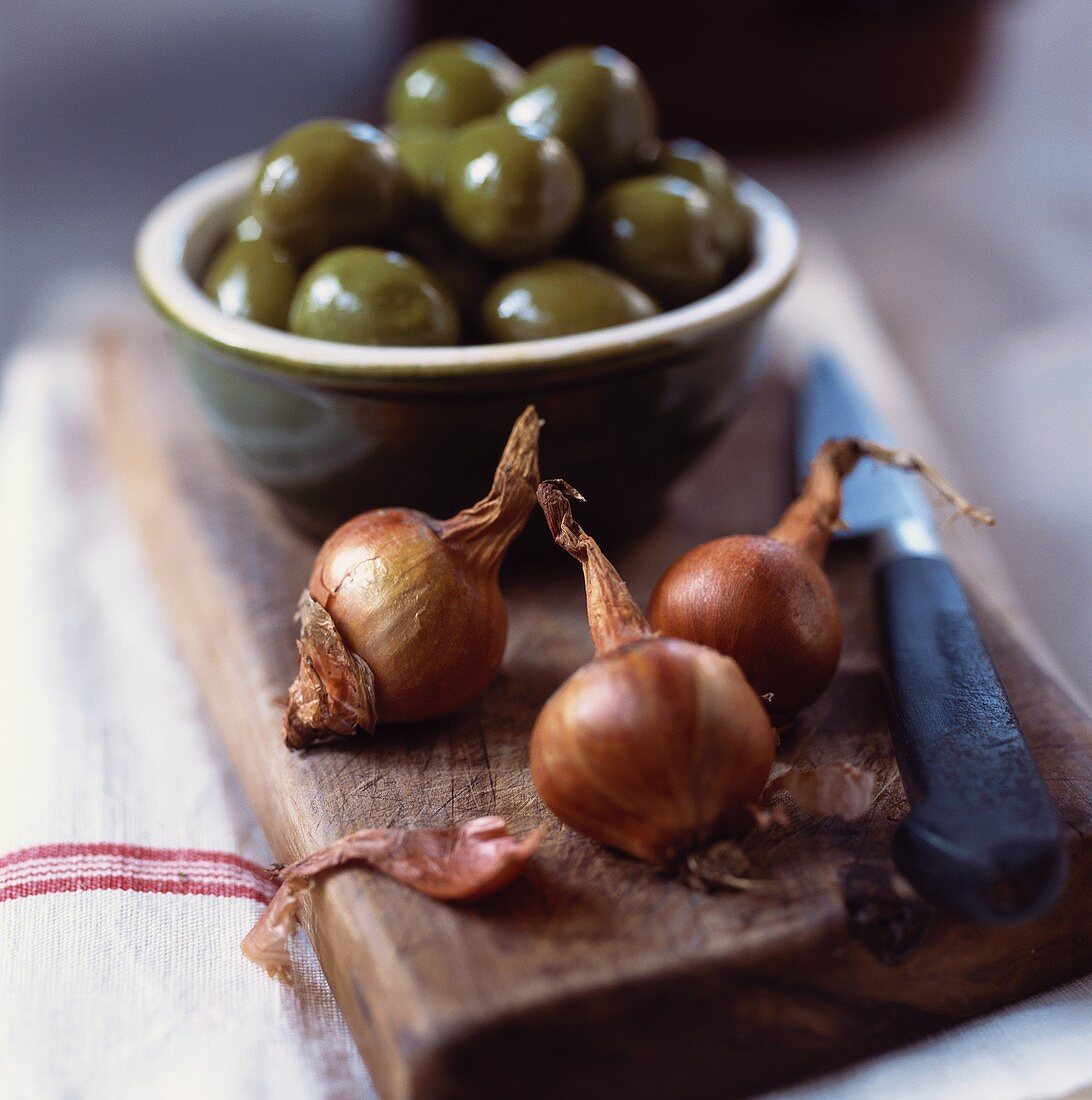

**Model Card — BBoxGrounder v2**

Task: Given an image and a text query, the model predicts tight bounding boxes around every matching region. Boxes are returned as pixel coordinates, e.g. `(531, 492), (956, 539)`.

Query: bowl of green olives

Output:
(136, 40), (799, 538)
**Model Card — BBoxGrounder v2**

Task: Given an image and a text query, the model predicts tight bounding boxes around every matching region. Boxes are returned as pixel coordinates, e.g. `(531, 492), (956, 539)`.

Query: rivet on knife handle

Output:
(876, 553), (1067, 923)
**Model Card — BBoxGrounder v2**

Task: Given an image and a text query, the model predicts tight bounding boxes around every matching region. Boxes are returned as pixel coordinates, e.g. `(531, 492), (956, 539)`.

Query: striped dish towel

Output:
(0, 336), (375, 1100)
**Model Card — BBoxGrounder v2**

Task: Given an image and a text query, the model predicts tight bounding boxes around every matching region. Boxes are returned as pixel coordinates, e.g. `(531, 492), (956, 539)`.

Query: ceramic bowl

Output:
(135, 153), (799, 539)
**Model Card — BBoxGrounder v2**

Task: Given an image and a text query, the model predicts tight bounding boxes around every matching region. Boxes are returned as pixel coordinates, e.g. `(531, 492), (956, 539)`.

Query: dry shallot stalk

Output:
(285, 407), (541, 748)
(243, 816), (545, 981)
(649, 437), (993, 718)
(530, 480), (777, 866)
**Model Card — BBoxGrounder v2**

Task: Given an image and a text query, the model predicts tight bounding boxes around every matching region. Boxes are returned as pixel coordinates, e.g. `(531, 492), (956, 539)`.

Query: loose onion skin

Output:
(649, 438), (993, 718)
(243, 816), (545, 982)
(648, 535), (842, 718)
(284, 407), (541, 748)
(530, 480), (776, 864)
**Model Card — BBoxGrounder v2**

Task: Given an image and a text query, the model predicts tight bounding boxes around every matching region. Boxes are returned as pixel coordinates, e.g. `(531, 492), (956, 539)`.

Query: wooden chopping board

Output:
(95, 252), (1092, 1100)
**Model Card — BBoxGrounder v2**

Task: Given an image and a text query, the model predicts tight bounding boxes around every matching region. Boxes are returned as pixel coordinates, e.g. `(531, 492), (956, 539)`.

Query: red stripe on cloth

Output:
(0, 841), (269, 878)
(0, 843), (278, 905)
(0, 864), (269, 891)
(0, 874), (275, 904)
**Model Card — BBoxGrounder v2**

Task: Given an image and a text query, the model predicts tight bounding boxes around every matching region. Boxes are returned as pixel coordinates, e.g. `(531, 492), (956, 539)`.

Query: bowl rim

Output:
(135, 151), (800, 389)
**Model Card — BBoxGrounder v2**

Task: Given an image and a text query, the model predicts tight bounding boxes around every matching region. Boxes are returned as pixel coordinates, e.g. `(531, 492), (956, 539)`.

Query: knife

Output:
(796, 350), (1067, 924)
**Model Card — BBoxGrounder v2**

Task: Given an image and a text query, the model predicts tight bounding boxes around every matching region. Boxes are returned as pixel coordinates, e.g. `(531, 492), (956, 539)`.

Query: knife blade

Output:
(796, 350), (1066, 924)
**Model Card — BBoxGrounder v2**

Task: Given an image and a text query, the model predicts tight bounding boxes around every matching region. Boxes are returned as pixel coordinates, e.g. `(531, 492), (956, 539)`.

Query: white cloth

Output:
(766, 975), (1092, 1100)
(0, 331), (1089, 1100)
(0, 340), (375, 1099)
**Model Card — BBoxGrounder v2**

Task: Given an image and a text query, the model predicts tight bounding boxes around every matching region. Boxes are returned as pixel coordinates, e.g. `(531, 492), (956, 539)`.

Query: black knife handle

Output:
(876, 554), (1067, 923)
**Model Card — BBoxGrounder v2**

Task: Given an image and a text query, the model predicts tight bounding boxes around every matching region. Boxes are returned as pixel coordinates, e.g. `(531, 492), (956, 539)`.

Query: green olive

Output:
(586, 175), (732, 307)
(386, 39), (524, 131)
(203, 237), (298, 329)
(504, 46), (658, 184)
(481, 259), (658, 342)
(654, 139), (751, 267)
(250, 119), (411, 262)
(390, 126), (452, 205)
(440, 118), (585, 262)
(288, 247), (459, 346)
(655, 139), (739, 207)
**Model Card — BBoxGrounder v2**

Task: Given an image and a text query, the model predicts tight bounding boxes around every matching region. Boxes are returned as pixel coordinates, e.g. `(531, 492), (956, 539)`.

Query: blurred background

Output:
(1, 0), (1089, 694)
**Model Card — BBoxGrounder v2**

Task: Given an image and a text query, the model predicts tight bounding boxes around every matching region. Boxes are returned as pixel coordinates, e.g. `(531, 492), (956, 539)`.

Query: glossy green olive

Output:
(440, 118), (585, 262)
(655, 139), (739, 207)
(203, 238), (298, 329)
(655, 139), (751, 267)
(481, 258), (658, 342)
(504, 46), (658, 184)
(250, 119), (411, 262)
(386, 39), (524, 131)
(586, 175), (732, 307)
(288, 247), (460, 346)
(390, 126), (451, 204)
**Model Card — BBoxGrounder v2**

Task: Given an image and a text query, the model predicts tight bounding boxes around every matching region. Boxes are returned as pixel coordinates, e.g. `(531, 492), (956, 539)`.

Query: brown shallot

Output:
(530, 480), (777, 865)
(648, 438), (993, 718)
(243, 816), (545, 981)
(285, 407), (542, 748)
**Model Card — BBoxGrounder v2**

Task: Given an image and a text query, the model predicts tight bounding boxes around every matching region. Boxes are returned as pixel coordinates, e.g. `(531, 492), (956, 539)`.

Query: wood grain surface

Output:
(94, 275), (1092, 1099)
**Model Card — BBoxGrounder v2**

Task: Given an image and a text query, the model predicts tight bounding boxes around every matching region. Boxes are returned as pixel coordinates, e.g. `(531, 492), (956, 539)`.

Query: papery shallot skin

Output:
(531, 636), (776, 864)
(242, 816), (545, 982)
(310, 508), (507, 723)
(767, 761), (877, 821)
